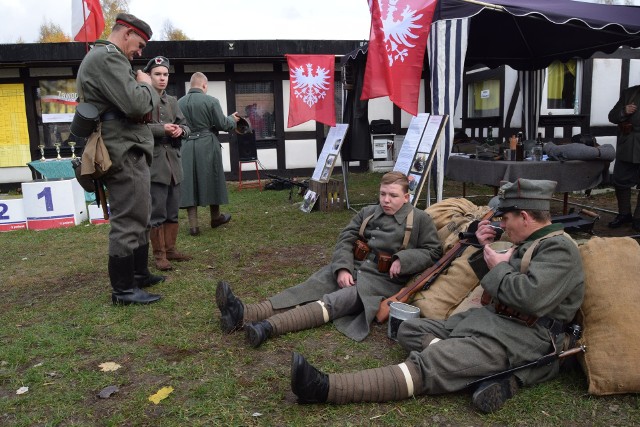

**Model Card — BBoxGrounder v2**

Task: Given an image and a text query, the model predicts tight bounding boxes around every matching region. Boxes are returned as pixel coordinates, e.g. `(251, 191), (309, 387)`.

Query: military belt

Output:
(482, 290), (564, 333)
(101, 111), (125, 121)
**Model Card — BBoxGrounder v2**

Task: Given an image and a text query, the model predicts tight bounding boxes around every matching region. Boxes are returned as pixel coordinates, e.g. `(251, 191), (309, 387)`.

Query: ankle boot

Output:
(150, 225), (172, 271)
(609, 187), (632, 228)
(109, 254), (161, 305)
(133, 244), (166, 288)
(245, 301), (329, 348)
(291, 352), (421, 404)
(216, 281), (245, 333)
(210, 205), (231, 228)
(472, 375), (519, 413)
(164, 222), (192, 261)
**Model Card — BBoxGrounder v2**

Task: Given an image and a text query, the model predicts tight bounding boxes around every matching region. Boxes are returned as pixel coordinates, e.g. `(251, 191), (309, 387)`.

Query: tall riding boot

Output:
(210, 204), (231, 228)
(216, 281), (286, 333)
(291, 352), (423, 404)
(187, 206), (200, 236)
(245, 301), (329, 348)
(109, 254), (161, 305)
(164, 222), (192, 262)
(133, 243), (166, 288)
(609, 187), (633, 228)
(150, 225), (172, 271)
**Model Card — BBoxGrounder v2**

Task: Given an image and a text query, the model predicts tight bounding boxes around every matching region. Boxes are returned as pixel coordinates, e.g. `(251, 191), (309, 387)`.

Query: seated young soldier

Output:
(290, 178), (585, 414)
(216, 171), (442, 347)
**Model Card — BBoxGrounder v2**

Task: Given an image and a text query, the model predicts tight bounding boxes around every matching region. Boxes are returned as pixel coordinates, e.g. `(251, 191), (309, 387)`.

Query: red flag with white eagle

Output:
(361, 0), (437, 116)
(286, 54), (336, 128)
(72, 0), (105, 42)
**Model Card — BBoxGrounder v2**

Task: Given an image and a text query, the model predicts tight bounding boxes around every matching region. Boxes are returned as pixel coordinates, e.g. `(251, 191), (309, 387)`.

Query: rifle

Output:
(374, 209), (495, 323)
(466, 345), (586, 387)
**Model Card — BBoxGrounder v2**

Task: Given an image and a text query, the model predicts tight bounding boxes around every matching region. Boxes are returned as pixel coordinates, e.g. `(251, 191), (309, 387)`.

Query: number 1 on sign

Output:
(37, 186), (54, 212)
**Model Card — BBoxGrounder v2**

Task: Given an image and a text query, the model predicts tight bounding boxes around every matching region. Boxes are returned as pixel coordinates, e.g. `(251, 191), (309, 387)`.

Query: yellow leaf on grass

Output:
(98, 362), (121, 372)
(149, 386), (174, 404)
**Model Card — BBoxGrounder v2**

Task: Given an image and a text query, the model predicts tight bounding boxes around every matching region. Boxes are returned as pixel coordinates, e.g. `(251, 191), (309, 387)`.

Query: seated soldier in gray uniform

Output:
(290, 178), (585, 414)
(216, 171), (443, 347)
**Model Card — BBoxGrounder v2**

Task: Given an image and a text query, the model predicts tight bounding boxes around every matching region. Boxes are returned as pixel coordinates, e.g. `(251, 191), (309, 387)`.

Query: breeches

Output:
(103, 149), (151, 257)
(150, 182), (181, 226)
(321, 286), (364, 319)
(397, 318), (509, 395)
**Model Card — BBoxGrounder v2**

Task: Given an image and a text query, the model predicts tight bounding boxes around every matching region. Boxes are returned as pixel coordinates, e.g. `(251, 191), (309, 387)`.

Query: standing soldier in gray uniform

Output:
(144, 56), (192, 271)
(216, 172), (442, 347)
(608, 85), (640, 231)
(290, 179), (584, 414)
(76, 13), (163, 305)
(178, 72), (240, 236)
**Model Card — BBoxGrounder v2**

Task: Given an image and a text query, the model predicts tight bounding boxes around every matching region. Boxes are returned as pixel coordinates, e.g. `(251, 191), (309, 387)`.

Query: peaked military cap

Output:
(115, 13), (152, 42)
(493, 178), (557, 216)
(144, 56), (170, 73)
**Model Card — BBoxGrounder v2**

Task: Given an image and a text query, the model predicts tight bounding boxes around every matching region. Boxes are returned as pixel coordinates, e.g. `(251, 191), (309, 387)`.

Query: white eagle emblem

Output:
(380, 0), (424, 66)
(291, 63), (331, 107)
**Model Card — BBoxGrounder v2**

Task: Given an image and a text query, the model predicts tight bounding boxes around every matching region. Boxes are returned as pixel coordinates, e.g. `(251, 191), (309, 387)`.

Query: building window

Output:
(35, 79), (84, 148)
(467, 78), (500, 118)
(235, 81), (276, 140)
(541, 59), (582, 115)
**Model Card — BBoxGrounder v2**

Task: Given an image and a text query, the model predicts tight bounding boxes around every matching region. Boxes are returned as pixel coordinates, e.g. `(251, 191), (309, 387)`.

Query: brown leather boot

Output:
(150, 225), (172, 271)
(164, 222), (192, 261)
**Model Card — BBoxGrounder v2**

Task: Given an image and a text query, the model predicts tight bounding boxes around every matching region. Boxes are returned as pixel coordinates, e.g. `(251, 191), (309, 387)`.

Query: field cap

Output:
(493, 178), (557, 215)
(144, 56), (170, 73)
(116, 13), (152, 42)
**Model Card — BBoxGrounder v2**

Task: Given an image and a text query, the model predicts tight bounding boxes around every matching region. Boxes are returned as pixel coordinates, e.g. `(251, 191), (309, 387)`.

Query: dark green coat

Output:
(269, 203), (443, 341)
(148, 91), (190, 185)
(178, 88), (236, 206)
(608, 85), (640, 164)
(76, 41), (159, 171)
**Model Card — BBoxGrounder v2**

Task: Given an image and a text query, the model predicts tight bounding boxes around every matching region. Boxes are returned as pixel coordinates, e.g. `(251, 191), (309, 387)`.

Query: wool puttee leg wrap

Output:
(267, 301), (329, 337)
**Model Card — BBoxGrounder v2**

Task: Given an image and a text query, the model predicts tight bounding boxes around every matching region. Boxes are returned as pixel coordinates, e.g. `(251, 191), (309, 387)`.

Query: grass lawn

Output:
(1, 172), (638, 426)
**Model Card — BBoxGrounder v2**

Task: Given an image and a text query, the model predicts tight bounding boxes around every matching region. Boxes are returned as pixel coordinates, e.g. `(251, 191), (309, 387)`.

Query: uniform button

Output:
(371, 236), (376, 240)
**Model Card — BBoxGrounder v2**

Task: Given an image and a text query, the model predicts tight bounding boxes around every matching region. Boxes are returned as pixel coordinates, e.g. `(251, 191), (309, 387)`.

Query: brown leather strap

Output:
(401, 209), (414, 250)
(359, 214), (375, 240)
(520, 230), (565, 273)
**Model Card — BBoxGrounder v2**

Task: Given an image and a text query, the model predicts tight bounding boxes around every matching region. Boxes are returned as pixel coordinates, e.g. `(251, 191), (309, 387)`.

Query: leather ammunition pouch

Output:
(619, 121), (633, 136)
(377, 252), (393, 273)
(353, 239), (370, 261)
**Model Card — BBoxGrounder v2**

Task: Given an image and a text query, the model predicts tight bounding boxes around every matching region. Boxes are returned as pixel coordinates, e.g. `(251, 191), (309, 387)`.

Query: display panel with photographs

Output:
(311, 123), (349, 183)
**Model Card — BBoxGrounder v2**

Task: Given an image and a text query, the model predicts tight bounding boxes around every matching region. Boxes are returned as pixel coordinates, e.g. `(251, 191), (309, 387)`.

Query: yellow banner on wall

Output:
(0, 83), (31, 167)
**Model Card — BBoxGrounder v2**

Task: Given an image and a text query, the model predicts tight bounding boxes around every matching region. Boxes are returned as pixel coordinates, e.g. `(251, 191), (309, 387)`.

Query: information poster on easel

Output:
(394, 114), (448, 205)
(303, 124), (349, 213)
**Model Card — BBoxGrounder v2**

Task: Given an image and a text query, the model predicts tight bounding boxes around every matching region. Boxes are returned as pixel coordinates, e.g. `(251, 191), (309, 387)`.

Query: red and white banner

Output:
(361, 0), (437, 116)
(286, 54), (336, 128)
(72, 0), (105, 42)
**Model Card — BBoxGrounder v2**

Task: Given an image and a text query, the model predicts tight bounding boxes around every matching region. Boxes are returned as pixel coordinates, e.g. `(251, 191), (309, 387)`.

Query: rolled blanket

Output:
(543, 142), (616, 161)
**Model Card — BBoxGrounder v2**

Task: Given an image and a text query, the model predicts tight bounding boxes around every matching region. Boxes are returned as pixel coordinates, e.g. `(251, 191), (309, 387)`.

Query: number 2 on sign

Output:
(0, 203), (8, 220)
(37, 186), (54, 212)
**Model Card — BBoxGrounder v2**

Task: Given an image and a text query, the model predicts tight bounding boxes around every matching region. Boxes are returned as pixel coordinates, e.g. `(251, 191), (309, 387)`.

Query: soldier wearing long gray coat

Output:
(269, 202), (442, 341)
(608, 85), (640, 230)
(178, 88), (236, 207)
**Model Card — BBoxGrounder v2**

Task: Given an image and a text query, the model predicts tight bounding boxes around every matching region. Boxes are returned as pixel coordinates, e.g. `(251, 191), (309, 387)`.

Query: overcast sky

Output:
(0, 0), (372, 44)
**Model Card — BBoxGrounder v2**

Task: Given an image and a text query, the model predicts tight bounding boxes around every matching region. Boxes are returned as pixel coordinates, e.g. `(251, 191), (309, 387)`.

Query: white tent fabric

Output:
(427, 18), (469, 202)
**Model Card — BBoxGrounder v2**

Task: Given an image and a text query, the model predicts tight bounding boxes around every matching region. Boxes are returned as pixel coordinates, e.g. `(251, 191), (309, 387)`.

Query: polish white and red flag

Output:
(72, 0), (105, 42)
(286, 54), (336, 128)
(361, 0), (437, 116)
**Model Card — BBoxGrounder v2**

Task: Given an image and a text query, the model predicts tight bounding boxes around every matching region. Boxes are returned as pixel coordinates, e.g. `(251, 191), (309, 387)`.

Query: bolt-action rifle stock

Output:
(374, 209), (495, 324)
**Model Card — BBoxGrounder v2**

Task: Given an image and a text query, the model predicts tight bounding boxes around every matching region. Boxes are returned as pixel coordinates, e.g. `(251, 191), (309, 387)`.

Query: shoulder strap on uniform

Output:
(359, 214), (375, 240)
(520, 230), (566, 273)
(400, 209), (414, 250)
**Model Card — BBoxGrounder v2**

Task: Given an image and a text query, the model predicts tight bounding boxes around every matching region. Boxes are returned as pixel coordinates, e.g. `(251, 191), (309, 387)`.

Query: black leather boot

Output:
(246, 320), (273, 347)
(216, 281), (245, 333)
(133, 243), (166, 288)
(472, 375), (519, 413)
(109, 255), (161, 305)
(291, 352), (329, 404)
(608, 213), (632, 228)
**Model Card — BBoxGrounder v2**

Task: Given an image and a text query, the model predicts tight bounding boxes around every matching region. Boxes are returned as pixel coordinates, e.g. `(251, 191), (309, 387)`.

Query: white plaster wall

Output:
(629, 59), (640, 87)
(282, 80), (316, 132)
(591, 59), (622, 127)
(285, 139), (318, 169)
(368, 96), (394, 122)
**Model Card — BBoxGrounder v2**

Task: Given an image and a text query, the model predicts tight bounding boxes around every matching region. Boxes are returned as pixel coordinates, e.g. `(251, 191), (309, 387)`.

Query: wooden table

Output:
(445, 155), (610, 214)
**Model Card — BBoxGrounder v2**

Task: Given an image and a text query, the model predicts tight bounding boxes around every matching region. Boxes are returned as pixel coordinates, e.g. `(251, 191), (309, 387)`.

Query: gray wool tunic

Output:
(269, 202), (442, 341)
